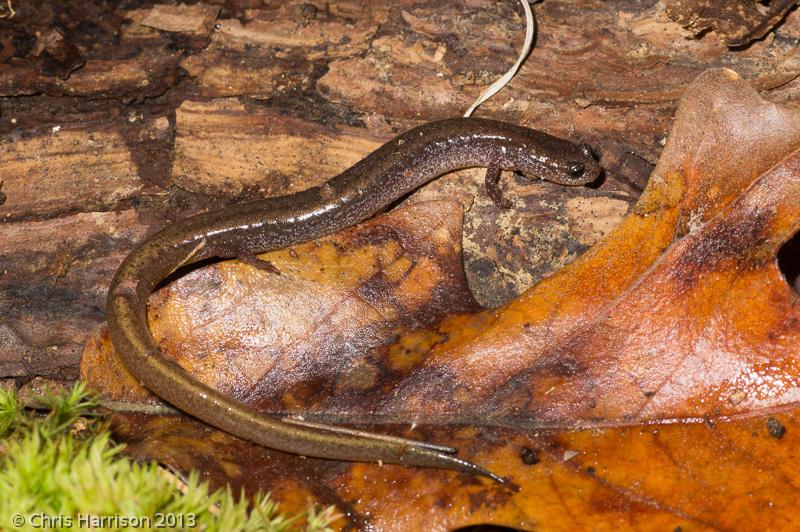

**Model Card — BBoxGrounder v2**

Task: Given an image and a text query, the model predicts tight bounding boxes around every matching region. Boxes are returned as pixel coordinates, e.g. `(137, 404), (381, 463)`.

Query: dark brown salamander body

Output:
(107, 117), (600, 483)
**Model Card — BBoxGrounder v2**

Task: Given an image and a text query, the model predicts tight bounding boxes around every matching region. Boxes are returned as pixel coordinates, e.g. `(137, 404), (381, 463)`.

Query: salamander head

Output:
(517, 140), (601, 186)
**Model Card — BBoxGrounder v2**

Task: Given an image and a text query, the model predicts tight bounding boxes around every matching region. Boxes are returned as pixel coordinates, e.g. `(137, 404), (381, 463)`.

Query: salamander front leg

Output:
(484, 165), (513, 209)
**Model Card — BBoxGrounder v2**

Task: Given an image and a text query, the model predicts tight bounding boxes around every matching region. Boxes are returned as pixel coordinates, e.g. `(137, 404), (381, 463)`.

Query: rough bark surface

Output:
(1, 1), (798, 392)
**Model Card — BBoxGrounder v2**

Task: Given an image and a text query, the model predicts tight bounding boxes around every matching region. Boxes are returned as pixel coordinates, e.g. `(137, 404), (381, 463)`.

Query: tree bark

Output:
(1, 0), (798, 382)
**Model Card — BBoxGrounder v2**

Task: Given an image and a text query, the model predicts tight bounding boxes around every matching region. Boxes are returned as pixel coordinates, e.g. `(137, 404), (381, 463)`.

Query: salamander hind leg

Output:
(236, 253), (281, 274)
(207, 242), (281, 274)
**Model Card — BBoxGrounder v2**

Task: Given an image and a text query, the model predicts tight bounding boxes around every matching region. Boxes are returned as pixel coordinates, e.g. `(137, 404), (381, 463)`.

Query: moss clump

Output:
(0, 383), (337, 531)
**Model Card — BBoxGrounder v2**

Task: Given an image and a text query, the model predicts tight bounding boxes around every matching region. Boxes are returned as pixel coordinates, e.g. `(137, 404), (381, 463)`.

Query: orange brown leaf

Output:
(83, 68), (800, 529)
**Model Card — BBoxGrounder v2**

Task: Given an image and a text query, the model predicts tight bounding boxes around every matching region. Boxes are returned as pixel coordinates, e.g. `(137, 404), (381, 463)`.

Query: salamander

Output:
(106, 117), (601, 483)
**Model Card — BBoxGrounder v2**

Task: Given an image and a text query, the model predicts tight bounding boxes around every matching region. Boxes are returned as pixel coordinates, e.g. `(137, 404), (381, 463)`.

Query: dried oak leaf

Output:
(82, 200), (479, 407)
(665, 0), (799, 46)
(83, 68), (800, 530)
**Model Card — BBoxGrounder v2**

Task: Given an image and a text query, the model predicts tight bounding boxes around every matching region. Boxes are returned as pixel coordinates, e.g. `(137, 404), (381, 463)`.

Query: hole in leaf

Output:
(777, 229), (800, 295)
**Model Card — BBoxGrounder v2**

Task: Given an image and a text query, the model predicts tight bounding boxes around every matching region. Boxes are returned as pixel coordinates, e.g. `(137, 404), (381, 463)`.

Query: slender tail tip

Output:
(409, 448), (519, 490)
(472, 463), (520, 491)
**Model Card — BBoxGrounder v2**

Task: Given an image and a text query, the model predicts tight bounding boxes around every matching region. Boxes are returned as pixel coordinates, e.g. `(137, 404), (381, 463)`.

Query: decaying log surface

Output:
(1, 0), (798, 384)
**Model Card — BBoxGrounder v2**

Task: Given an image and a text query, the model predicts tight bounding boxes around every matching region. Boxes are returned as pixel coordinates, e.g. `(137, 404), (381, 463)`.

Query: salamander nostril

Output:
(567, 162), (586, 177)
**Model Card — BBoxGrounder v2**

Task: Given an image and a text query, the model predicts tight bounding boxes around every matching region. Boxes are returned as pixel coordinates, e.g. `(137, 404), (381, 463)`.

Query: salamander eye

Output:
(567, 162), (586, 177)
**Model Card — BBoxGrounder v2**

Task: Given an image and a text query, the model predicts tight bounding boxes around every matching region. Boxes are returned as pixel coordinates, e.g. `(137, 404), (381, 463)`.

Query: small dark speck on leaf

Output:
(520, 447), (540, 465)
(767, 417), (786, 439)
(674, 527), (683, 532)
(586, 466), (596, 475)
(643, 390), (656, 397)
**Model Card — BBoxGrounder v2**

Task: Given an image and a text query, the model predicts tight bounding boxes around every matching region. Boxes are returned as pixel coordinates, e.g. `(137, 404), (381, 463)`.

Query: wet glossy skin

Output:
(106, 117), (600, 483)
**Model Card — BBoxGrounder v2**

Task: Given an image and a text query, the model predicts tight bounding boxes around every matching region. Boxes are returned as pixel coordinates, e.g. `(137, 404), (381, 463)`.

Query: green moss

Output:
(0, 383), (337, 531)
